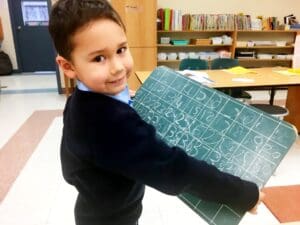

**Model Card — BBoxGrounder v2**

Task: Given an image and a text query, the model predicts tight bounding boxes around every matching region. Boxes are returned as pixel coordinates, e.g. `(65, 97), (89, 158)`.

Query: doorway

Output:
(8, 0), (56, 73)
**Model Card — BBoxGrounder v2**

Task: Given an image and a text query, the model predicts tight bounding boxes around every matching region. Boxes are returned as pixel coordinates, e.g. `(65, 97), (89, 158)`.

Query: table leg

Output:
(284, 86), (300, 133)
(269, 87), (276, 105)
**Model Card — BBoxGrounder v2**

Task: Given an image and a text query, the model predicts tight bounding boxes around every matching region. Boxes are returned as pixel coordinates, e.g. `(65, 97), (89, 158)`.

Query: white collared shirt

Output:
(77, 80), (132, 106)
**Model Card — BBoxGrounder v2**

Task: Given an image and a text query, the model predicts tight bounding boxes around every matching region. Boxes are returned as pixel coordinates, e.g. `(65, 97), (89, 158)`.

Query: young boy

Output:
(49, 0), (264, 225)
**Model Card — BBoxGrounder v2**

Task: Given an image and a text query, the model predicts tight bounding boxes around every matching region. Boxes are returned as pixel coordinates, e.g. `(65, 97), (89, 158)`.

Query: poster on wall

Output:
(21, 1), (49, 26)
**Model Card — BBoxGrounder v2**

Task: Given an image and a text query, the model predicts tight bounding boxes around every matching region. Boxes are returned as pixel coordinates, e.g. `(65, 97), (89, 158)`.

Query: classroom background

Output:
(0, 0), (300, 225)
(1, 0), (300, 70)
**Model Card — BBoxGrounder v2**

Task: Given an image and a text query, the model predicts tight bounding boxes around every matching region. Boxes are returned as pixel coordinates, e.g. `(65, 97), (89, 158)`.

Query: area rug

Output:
(262, 185), (300, 223)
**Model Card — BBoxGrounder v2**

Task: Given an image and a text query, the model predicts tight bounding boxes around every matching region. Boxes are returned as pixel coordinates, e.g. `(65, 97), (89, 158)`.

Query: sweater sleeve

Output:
(88, 106), (258, 212)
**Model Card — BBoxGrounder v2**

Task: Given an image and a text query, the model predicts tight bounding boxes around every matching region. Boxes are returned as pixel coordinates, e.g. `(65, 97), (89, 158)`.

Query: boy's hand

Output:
(129, 89), (136, 98)
(248, 191), (265, 214)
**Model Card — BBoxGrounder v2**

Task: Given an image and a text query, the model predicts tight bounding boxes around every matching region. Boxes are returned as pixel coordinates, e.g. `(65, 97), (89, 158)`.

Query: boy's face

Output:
(58, 19), (133, 95)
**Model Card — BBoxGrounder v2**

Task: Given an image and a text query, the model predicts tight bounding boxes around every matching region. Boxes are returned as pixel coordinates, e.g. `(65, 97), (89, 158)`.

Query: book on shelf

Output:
(157, 9), (295, 32)
(157, 8), (164, 30)
(182, 14), (190, 30)
(164, 8), (171, 31)
(157, 10), (249, 31)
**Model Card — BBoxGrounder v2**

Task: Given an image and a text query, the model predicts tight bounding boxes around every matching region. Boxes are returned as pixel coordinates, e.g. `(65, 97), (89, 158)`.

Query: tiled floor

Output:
(0, 74), (299, 225)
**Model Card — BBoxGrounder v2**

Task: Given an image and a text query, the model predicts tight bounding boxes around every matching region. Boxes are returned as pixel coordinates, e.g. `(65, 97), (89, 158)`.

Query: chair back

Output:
(210, 58), (239, 69)
(179, 58), (209, 70)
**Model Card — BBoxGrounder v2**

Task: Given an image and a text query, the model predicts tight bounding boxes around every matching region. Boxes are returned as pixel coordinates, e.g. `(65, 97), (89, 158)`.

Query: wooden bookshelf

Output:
(157, 29), (300, 69)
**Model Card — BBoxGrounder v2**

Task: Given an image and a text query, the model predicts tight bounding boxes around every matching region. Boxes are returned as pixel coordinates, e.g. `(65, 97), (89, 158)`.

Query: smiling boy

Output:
(48, 1), (263, 225)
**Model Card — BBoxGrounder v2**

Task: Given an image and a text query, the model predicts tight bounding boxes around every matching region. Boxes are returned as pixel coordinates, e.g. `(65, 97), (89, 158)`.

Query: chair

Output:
(210, 58), (239, 69)
(250, 89), (289, 119)
(210, 58), (252, 102)
(179, 58), (209, 70)
(251, 103), (289, 120)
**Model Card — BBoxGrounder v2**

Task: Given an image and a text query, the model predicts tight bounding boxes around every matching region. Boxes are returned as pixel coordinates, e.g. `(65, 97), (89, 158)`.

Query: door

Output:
(111, 0), (157, 47)
(8, 0), (56, 72)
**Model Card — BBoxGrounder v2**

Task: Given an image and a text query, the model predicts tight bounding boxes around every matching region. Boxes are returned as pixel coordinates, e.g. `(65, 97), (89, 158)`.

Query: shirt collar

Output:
(77, 80), (132, 106)
(77, 80), (91, 92)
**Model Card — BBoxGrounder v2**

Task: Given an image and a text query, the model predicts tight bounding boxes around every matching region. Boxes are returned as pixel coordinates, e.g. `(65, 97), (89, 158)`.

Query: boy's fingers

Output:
(129, 89), (136, 97)
(249, 207), (258, 214)
(248, 190), (265, 214)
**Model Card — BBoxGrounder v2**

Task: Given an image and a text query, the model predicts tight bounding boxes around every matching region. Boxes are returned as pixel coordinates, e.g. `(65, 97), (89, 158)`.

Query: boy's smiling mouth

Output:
(108, 76), (126, 85)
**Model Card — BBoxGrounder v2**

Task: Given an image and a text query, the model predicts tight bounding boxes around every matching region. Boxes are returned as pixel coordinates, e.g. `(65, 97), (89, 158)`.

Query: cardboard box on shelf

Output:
(190, 38), (211, 45)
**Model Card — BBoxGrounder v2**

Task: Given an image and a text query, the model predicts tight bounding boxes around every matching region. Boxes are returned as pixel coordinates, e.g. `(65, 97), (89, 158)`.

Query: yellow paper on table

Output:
(224, 66), (257, 75)
(275, 68), (300, 76)
(287, 68), (300, 75)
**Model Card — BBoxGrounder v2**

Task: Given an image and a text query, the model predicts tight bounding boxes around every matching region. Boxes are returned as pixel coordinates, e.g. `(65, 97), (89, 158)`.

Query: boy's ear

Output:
(56, 55), (77, 79)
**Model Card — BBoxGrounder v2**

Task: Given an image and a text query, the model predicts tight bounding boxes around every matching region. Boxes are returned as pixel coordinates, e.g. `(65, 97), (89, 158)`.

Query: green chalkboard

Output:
(133, 66), (297, 225)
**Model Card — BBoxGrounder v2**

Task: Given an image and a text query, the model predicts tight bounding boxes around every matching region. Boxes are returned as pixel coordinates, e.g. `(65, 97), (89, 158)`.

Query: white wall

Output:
(1, 0), (300, 70)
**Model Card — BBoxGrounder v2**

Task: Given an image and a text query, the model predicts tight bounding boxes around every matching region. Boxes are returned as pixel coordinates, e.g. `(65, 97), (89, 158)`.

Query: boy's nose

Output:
(110, 57), (124, 75)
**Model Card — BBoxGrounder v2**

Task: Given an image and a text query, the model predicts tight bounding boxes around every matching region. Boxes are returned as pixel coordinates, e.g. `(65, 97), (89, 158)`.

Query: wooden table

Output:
(135, 67), (300, 88)
(135, 67), (300, 132)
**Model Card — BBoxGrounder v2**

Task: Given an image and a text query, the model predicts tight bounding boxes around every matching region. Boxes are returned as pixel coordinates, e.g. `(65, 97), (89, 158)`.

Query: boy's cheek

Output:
(126, 54), (134, 74)
(127, 49), (134, 63)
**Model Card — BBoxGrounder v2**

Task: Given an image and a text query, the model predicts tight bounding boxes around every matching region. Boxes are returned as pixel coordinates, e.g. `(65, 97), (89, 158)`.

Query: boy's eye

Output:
(117, 47), (127, 54)
(94, 55), (105, 62)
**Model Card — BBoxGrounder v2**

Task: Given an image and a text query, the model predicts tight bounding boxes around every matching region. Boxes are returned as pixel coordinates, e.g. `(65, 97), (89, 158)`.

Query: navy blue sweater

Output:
(60, 88), (258, 225)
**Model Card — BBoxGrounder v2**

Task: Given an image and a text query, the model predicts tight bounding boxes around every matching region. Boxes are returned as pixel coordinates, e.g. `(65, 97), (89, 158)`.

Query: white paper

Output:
(232, 78), (255, 83)
(178, 70), (214, 85)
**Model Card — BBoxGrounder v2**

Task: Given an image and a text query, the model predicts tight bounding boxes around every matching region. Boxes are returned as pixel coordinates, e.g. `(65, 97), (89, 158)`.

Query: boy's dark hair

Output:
(48, 0), (125, 60)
